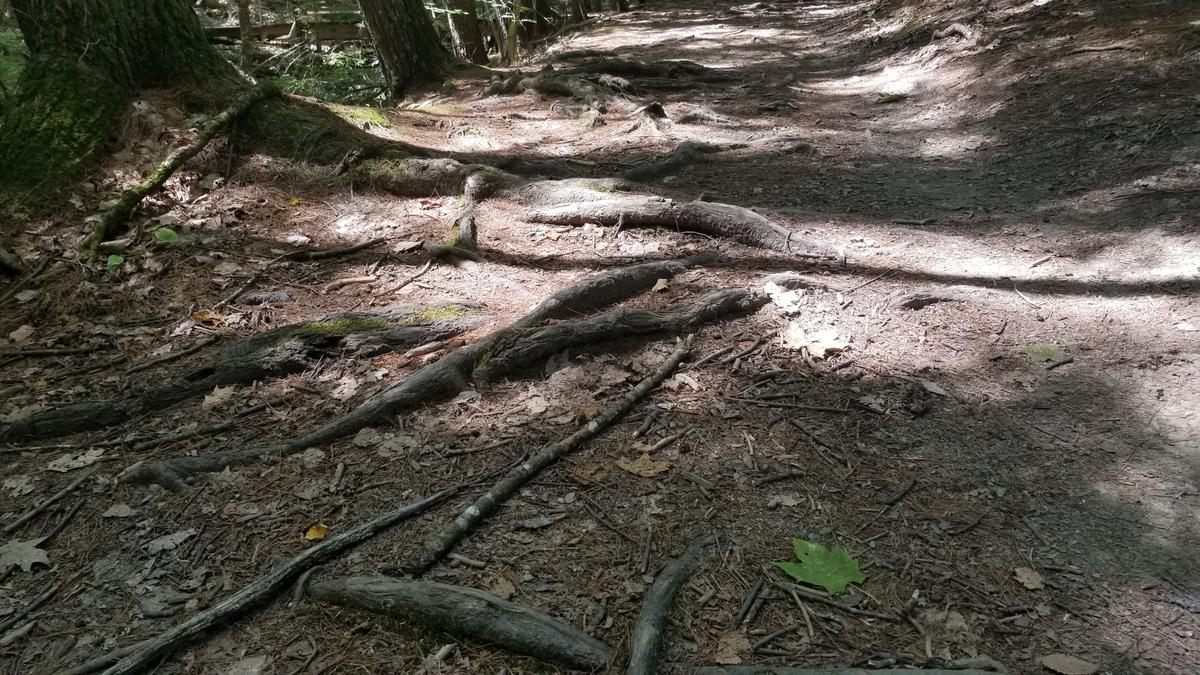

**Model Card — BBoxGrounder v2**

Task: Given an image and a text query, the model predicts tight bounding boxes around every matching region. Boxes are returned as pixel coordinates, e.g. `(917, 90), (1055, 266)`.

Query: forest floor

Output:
(2, 0), (1199, 673)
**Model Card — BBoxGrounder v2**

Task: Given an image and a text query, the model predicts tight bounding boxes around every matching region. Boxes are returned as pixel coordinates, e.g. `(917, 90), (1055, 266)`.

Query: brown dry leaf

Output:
(490, 577), (516, 600)
(1038, 653), (1099, 675)
(202, 385), (236, 410)
(664, 373), (701, 391)
(1014, 566), (1045, 590)
(8, 324), (35, 345)
(525, 395), (549, 415)
(47, 448), (105, 472)
(617, 453), (671, 478)
(192, 310), (225, 326)
(713, 631), (749, 665)
(544, 229), (560, 241)
(568, 461), (609, 485)
(573, 403), (602, 423)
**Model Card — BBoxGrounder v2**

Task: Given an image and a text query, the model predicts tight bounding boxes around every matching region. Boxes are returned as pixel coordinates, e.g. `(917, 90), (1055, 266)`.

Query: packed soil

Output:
(2, 0), (1198, 673)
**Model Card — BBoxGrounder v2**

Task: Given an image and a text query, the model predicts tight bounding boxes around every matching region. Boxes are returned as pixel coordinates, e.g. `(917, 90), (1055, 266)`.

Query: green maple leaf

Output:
(773, 538), (865, 594)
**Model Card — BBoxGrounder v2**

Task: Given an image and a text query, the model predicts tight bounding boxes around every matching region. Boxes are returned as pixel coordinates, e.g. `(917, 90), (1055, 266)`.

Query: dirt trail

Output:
(1, 0), (1198, 673)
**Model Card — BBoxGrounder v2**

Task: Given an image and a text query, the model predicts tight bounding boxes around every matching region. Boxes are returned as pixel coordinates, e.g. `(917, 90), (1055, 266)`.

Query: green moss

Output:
(340, 106), (392, 128)
(400, 303), (473, 325)
(0, 30), (24, 96)
(300, 317), (389, 335)
(472, 349), (493, 376)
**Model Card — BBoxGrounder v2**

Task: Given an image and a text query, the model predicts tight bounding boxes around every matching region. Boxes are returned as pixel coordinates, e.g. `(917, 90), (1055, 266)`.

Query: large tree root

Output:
(524, 196), (839, 257)
(308, 577), (613, 671)
(400, 338), (694, 575)
(83, 82), (280, 253)
(123, 258), (756, 488)
(0, 303), (484, 444)
(98, 488), (457, 675)
(623, 136), (820, 183)
(627, 535), (717, 675)
(483, 66), (615, 106)
(695, 669), (996, 675)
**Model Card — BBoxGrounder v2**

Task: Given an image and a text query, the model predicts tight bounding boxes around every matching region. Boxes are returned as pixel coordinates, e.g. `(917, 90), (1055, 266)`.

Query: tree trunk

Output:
(237, 0), (254, 68)
(533, 0), (550, 38)
(358, 0), (450, 100)
(444, 0), (489, 65)
(0, 0), (237, 203)
(615, 0), (629, 12)
(569, 0), (585, 24)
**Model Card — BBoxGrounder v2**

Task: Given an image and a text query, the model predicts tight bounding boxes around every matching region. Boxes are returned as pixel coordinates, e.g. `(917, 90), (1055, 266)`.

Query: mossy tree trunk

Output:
(445, 0), (489, 65)
(358, 0), (451, 100)
(0, 0), (239, 204)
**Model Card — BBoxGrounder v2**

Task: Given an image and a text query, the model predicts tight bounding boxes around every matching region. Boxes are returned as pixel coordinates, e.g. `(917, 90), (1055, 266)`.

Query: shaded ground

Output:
(1, 0), (1198, 673)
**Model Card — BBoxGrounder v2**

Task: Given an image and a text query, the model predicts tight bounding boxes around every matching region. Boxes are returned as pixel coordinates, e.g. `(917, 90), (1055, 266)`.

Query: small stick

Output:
(647, 429), (688, 453)
(286, 237), (388, 262)
(633, 408), (659, 438)
(721, 337), (765, 364)
(752, 472), (805, 488)
(390, 259), (434, 294)
(579, 495), (639, 546)
(329, 462), (345, 493)
(1046, 356), (1073, 371)
(734, 578), (764, 624)
(447, 553), (487, 568)
(772, 581), (899, 621)
(215, 252), (292, 308)
(845, 271), (891, 294)
(1012, 284), (1040, 308)
(683, 345), (734, 370)
(730, 397), (850, 414)
(3, 469), (94, 534)
(402, 339), (693, 575)
(0, 346), (100, 358)
(1029, 254), (1054, 269)
(289, 567), (318, 611)
(284, 643), (320, 675)
(323, 275), (376, 292)
(57, 641), (149, 675)
(640, 528), (653, 574)
(627, 535), (717, 675)
(792, 590), (816, 637)
(948, 507), (994, 536)
(126, 336), (220, 375)
(750, 622), (803, 652)
(130, 398), (284, 452)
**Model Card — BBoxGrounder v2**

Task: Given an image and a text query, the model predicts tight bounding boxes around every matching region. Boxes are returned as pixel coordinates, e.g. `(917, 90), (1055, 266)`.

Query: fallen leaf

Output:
(713, 631), (749, 665)
(856, 394), (886, 413)
(145, 529), (196, 554)
(1014, 566), (1045, 590)
(920, 380), (949, 397)
(515, 515), (559, 530)
(304, 523), (329, 541)
(763, 281), (804, 315)
(202, 385), (236, 410)
(782, 323), (846, 358)
(47, 448), (105, 472)
(0, 537), (49, 572)
(0, 403), (44, 424)
(192, 310), (225, 325)
(490, 577), (516, 600)
(767, 495), (802, 508)
(774, 538), (865, 594)
(664, 373), (701, 391)
(525, 395), (549, 415)
(1038, 653), (1099, 675)
(299, 447), (327, 468)
(544, 229), (560, 241)
(102, 504), (136, 519)
(1023, 342), (1067, 363)
(3, 475), (34, 497)
(8, 324), (34, 345)
(229, 655), (270, 675)
(14, 290), (37, 304)
(617, 453), (671, 478)
(353, 428), (383, 447)
(330, 375), (360, 401)
(651, 278), (670, 292)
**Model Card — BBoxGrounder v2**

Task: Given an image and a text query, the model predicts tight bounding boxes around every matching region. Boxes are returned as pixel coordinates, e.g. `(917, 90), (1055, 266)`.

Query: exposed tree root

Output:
(0, 303), (484, 444)
(483, 66), (616, 106)
(628, 535), (717, 675)
(122, 258), (745, 488)
(622, 136), (819, 182)
(99, 488), (460, 675)
(400, 338), (694, 575)
(696, 669), (995, 675)
(524, 196), (838, 257)
(565, 57), (713, 80)
(933, 23), (974, 41)
(83, 82), (280, 253)
(308, 577), (613, 671)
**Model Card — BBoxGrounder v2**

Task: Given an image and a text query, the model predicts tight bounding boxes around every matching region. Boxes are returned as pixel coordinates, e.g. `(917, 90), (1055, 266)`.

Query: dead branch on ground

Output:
(627, 535), (717, 675)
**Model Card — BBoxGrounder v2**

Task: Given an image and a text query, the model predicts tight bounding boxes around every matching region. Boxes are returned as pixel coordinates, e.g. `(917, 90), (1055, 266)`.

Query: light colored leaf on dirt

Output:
(304, 523), (329, 542)
(300, 447), (327, 469)
(202, 385), (236, 410)
(490, 576), (516, 600)
(8, 324), (34, 345)
(145, 529), (196, 554)
(651, 278), (670, 292)
(330, 375), (360, 401)
(1, 403), (45, 424)
(664, 373), (701, 391)
(1023, 342), (1067, 363)
(713, 630), (749, 665)
(1175, 321), (1196, 332)
(617, 453), (672, 478)
(14, 290), (38, 304)
(0, 537), (49, 572)
(600, 366), (630, 386)
(856, 394), (886, 413)
(229, 655), (270, 675)
(47, 448), (105, 472)
(920, 380), (949, 396)
(515, 515), (558, 530)
(1014, 566), (1045, 590)
(763, 281), (804, 315)
(525, 395), (549, 415)
(212, 261), (243, 276)
(782, 323), (846, 358)
(1038, 653), (1099, 675)
(767, 494), (803, 509)
(353, 428), (383, 447)
(3, 475), (34, 497)
(774, 538), (866, 594)
(102, 504), (136, 519)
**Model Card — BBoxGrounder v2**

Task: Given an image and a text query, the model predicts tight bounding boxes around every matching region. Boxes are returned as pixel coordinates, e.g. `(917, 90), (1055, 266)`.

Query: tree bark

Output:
(359, 0), (450, 99)
(237, 0), (253, 68)
(445, 0), (489, 65)
(0, 0), (237, 203)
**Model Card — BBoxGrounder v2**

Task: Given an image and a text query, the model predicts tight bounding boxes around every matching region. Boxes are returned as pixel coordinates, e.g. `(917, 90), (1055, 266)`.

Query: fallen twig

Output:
(401, 339), (694, 574)
(627, 535), (717, 675)
(771, 581), (900, 622)
(100, 487), (459, 675)
(126, 336), (221, 375)
(3, 469), (94, 535)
